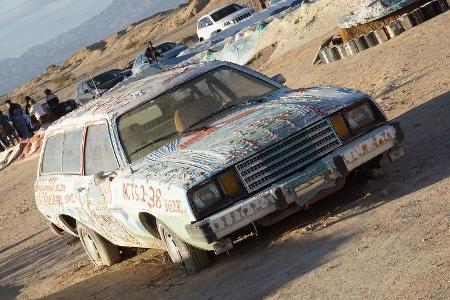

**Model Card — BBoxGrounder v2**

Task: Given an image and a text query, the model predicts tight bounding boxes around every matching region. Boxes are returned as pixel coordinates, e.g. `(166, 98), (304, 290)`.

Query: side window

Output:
(84, 124), (118, 176)
(62, 129), (83, 174)
(42, 134), (63, 174)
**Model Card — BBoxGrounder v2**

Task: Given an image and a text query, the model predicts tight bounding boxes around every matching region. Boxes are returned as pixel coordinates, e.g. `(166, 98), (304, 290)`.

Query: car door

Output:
(76, 121), (142, 247)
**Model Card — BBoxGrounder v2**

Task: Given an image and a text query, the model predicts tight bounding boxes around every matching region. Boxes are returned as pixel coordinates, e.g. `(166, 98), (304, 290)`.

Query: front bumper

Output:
(186, 122), (404, 246)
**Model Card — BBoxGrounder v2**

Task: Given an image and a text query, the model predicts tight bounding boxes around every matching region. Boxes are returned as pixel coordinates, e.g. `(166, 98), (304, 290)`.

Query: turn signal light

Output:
(330, 114), (351, 140)
(218, 169), (244, 198)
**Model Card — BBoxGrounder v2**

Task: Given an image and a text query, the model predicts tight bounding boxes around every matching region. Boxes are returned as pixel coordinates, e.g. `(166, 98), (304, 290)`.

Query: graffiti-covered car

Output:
(34, 61), (404, 272)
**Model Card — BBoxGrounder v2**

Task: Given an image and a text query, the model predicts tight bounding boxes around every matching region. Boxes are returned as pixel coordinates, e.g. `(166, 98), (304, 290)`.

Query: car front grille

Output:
(236, 119), (342, 193)
(233, 12), (251, 23)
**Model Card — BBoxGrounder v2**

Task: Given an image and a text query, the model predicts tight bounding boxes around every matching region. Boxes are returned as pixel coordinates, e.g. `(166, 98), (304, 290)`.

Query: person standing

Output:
(0, 110), (19, 146)
(44, 89), (61, 116)
(5, 100), (31, 139)
(144, 41), (161, 64)
(26, 96), (48, 125)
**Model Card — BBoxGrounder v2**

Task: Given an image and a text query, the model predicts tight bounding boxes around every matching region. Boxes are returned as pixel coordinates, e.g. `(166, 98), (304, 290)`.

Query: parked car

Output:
(197, 3), (256, 41)
(75, 69), (126, 104)
(131, 42), (188, 75)
(35, 61), (404, 272)
(42, 99), (78, 121)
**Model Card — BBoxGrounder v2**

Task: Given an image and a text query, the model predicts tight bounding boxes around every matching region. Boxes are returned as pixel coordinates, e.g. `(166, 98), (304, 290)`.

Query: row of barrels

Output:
(319, 0), (449, 64)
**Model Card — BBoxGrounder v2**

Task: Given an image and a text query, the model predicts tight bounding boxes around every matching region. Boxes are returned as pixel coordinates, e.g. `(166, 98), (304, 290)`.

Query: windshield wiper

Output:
(182, 104), (239, 133)
(128, 131), (179, 156)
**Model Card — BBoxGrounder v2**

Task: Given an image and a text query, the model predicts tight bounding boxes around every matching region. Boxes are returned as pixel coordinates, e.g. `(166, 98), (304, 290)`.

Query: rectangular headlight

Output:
(344, 103), (375, 132)
(190, 181), (222, 212)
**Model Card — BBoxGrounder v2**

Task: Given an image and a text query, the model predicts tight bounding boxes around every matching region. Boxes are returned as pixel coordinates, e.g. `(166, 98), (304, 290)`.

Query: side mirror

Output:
(94, 171), (116, 185)
(271, 74), (286, 84)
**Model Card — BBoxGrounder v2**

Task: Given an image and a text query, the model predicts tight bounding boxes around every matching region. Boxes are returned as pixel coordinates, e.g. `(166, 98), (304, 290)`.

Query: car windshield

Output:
(88, 70), (120, 88)
(210, 4), (243, 21)
(117, 66), (279, 162)
(155, 43), (175, 55)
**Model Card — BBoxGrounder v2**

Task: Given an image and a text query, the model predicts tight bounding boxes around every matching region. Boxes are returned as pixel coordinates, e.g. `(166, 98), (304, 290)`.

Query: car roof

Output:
(49, 61), (234, 132)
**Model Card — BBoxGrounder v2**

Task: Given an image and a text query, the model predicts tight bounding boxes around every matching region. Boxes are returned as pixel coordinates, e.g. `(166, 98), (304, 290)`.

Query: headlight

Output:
(344, 102), (376, 132)
(224, 21), (232, 26)
(190, 181), (222, 212)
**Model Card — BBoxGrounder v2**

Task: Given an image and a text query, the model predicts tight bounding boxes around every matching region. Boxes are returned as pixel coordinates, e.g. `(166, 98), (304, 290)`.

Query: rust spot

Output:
(379, 139), (384, 145)
(214, 223), (220, 230)
(243, 207), (248, 216)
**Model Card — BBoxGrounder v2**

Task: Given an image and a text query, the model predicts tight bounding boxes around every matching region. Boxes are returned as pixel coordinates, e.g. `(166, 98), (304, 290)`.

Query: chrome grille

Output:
(236, 119), (342, 193)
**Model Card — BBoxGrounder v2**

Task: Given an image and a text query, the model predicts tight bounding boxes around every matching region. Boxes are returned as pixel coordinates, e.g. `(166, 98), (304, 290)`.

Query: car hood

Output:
(127, 87), (368, 189)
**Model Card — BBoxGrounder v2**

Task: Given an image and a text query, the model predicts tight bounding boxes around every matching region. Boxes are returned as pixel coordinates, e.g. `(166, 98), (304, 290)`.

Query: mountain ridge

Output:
(0, 0), (186, 95)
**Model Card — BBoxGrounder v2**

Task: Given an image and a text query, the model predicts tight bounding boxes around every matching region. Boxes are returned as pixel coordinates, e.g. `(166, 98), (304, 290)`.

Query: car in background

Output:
(131, 42), (188, 75)
(42, 99), (78, 121)
(197, 3), (256, 41)
(75, 69), (126, 104)
(35, 61), (404, 273)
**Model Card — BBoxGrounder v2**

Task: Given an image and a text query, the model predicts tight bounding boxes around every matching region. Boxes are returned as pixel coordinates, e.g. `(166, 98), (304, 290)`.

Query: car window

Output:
(42, 134), (63, 174)
(62, 129), (83, 174)
(210, 4), (243, 21)
(117, 66), (279, 162)
(198, 17), (213, 29)
(84, 124), (118, 176)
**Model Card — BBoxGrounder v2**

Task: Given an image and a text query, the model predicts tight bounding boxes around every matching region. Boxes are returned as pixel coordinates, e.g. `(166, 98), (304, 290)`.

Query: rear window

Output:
(211, 4), (243, 21)
(42, 134), (63, 174)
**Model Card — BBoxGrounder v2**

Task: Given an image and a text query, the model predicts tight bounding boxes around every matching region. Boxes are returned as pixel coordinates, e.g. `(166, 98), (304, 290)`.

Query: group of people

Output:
(0, 89), (60, 152)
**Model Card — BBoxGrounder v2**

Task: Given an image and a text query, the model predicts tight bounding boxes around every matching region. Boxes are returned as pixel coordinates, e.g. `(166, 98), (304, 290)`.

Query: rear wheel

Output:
(77, 223), (121, 267)
(157, 222), (210, 272)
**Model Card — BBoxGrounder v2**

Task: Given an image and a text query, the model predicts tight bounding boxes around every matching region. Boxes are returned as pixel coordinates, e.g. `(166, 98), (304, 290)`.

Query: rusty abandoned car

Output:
(34, 61), (404, 272)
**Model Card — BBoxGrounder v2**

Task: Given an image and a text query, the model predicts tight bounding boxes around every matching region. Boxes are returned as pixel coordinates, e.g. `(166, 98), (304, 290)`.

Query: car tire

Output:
(157, 222), (210, 272)
(77, 222), (121, 267)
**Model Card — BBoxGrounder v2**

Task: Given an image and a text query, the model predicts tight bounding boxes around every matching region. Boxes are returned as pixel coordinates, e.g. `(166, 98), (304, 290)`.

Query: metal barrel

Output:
(326, 46), (341, 62)
(355, 36), (369, 51)
(398, 13), (414, 30)
(364, 31), (379, 47)
(421, 2), (437, 19)
(385, 20), (405, 38)
(337, 44), (349, 58)
(374, 28), (389, 43)
(319, 49), (331, 64)
(409, 8), (426, 25)
(344, 40), (359, 56)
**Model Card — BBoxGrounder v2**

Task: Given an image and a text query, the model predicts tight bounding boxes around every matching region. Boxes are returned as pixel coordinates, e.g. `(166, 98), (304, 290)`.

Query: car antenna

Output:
(88, 72), (100, 98)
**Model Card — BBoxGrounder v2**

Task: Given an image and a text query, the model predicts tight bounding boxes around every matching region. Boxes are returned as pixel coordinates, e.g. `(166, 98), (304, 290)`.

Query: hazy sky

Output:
(0, 0), (113, 59)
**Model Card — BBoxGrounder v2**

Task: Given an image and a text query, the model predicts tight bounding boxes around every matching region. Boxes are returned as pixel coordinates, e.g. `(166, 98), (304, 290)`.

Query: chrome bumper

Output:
(186, 123), (404, 248)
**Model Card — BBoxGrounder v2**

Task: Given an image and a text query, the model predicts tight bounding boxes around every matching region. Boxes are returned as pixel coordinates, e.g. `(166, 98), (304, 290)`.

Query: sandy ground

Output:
(0, 8), (449, 300)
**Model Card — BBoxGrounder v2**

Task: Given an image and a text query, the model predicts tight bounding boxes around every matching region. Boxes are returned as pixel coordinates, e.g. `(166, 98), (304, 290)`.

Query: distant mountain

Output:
(0, 0), (185, 95)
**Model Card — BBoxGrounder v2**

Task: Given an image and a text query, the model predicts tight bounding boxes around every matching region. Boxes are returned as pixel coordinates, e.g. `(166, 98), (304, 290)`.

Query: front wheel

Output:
(77, 223), (121, 267)
(157, 222), (210, 272)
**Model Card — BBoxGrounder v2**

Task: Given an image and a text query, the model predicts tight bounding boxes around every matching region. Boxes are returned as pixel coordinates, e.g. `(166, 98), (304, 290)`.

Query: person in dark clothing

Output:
(144, 41), (161, 64)
(44, 89), (62, 117)
(0, 109), (18, 147)
(5, 100), (31, 139)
